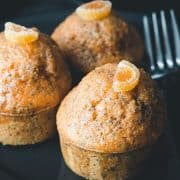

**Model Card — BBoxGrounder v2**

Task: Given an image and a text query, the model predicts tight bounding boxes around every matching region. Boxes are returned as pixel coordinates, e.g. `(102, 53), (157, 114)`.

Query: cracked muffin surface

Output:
(57, 63), (165, 153)
(52, 11), (144, 73)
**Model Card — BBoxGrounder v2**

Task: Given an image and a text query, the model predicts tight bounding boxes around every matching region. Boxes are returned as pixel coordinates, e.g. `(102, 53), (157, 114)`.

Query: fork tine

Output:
(152, 12), (165, 70)
(170, 10), (180, 65)
(143, 16), (155, 71)
(160, 10), (174, 68)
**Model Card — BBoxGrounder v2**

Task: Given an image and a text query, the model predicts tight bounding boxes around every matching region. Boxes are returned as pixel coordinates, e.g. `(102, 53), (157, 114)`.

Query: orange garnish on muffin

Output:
(113, 60), (140, 92)
(76, 0), (112, 21)
(4, 22), (39, 44)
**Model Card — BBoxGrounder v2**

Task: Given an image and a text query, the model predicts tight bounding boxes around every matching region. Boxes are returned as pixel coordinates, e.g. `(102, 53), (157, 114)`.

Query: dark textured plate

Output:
(0, 4), (180, 180)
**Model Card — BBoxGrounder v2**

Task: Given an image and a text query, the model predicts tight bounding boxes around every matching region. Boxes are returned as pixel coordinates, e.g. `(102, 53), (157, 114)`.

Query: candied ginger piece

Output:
(4, 22), (39, 44)
(113, 60), (140, 92)
(76, 0), (112, 21)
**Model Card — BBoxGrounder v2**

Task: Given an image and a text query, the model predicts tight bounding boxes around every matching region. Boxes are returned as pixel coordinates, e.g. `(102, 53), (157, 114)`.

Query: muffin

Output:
(52, 0), (144, 73)
(0, 22), (71, 145)
(57, 61), (165, 179)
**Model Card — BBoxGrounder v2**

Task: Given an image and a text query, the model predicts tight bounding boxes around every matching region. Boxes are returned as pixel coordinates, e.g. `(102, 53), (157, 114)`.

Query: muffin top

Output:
(0, 22), (71, 116)
(52, 0), (144, 73)
(57, 62), (165, 153)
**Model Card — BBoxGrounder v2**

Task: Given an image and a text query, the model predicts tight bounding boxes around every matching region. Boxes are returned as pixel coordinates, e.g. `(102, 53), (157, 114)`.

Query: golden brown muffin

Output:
(0, 22), (71, 145)
(52, 1), (144, 73)
(57, 62), (165, 179)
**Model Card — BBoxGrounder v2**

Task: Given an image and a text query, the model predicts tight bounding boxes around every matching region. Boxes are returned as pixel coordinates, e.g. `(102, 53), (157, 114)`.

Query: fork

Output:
(143, 10), (180, 179)
(143, 10), (180, 79)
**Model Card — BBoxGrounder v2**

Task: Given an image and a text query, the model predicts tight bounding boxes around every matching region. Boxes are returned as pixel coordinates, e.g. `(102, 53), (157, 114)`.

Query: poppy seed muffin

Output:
(57, 62), (165, 179)
(52, 0), (144, 73)
(0, 22), (71, 145)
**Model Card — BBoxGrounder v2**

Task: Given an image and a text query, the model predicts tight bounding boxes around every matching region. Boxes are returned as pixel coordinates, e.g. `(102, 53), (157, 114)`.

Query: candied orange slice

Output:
(76, 0), (112, 21)
(113, 60), (140, 92)
(4, 22), (39, 44)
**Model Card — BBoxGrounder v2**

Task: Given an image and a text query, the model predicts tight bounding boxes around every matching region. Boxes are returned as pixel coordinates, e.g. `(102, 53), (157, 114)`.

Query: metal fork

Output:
(143, 10), (180, 79)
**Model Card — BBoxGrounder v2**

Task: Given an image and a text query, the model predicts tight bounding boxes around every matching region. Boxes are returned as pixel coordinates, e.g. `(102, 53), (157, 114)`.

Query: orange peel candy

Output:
(76, 0), (112, 21)
(4, 22), (39, 44)
(113, 60), (140, 92)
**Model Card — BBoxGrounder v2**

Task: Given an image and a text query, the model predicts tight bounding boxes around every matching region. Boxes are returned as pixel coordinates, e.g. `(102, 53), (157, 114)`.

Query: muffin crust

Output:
(0, 32), (71, 115)
(0, 108), (56, 145)
(52, 12), (144, 73)
(61, 141), (150, 180)
(0, 27), (71, 145)
(57, 63), (165, 153)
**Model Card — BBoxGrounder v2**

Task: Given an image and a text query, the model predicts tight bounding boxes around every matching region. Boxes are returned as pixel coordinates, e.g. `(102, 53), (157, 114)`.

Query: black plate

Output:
(0, 6), (180, 180)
